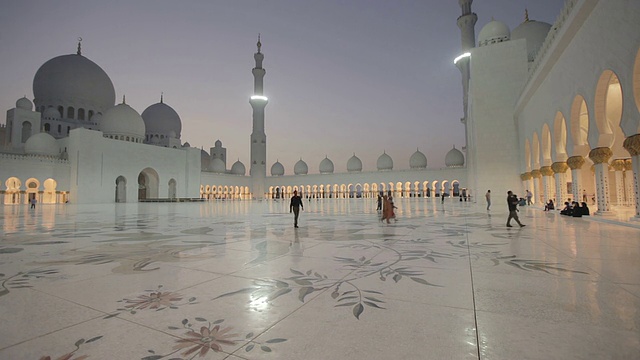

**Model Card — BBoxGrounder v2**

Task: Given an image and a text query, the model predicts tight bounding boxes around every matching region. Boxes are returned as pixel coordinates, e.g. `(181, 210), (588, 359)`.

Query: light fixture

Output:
(251, 95), (268, 101)
(454, 52), (471, 65)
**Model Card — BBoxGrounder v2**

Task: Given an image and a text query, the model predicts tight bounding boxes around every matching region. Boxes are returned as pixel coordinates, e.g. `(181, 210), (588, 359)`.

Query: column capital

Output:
(611, 159), (626, 171)
(520, 173), (532, 181)
(566, 155), (585, 170)
(551, 161), (569, 174)
(531, 169), (542, 178)
(624, 158), (633, 171)
(540, 166), (554, 176)
(588, 147), (613, 164)
(623, 134), (640, 156)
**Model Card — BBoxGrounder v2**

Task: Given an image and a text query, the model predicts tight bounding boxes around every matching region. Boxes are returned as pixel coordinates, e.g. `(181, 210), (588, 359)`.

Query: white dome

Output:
(271, 161), (285, 176)
(445, 146), (465, 167)
(16, 96), (33, 110)
(100, 102), (145, 141)
(33, 54), (115, 114)
(347, 154), (362, 172)
(201, 150), (210, 170)
(215, 140), (222, 147)
(512, 20), (552, 62)
(294, 159), (308, 175)
(24, 132), (58, 156)
(230, 160), (246, 175)
(43, 107), (61, 119)
(410, 149), (427, 169)
(90, 112), (102, 123)
(182, 142), (191, 148)
(141, 100), (182, 139)
(478, 20), (510, 47)
(210, 158), (226, 173)
(377, 152), (393, 171)
(319, 156), (334, 174)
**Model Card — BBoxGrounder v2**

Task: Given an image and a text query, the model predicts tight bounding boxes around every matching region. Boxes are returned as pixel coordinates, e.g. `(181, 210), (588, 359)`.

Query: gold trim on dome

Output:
(566, 156), (585, 170)
(588, 147), (613, 164)
(531, 169), (541, 178)
(611, 159), (626, 171)
(623, 134), (640, 156)
(551, 162), (568, 174)
(624, 159), (633, 171)
(540, 166), (554, 176)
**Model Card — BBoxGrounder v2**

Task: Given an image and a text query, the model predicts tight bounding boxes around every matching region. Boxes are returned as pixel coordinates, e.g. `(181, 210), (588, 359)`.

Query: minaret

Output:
(249, 35), (268, 199)
(455, 0), (477, 142)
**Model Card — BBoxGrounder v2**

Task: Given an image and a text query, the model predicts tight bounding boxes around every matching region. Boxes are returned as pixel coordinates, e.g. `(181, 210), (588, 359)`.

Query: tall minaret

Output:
(249, 35), (268, 199)
(455, 0), (477, 141)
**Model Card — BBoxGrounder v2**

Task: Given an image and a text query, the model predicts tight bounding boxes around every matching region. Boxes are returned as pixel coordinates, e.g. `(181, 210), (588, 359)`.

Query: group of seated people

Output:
(559, 201), (590, 217)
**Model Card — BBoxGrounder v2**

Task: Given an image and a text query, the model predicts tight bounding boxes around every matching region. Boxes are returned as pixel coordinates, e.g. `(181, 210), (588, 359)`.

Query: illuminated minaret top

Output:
(249, 34), (268, 199)
(455, 0), (477, 148)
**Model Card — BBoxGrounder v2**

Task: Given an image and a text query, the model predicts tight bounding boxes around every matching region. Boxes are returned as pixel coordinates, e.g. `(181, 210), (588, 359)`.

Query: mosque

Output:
(0, 0), (639, 221)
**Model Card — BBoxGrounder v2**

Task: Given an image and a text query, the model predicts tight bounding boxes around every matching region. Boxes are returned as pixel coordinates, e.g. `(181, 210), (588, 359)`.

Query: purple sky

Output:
(0, 0), (564, 173)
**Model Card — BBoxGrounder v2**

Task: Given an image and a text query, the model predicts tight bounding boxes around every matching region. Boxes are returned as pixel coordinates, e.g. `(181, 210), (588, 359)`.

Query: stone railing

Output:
(0, 152), (69, 164)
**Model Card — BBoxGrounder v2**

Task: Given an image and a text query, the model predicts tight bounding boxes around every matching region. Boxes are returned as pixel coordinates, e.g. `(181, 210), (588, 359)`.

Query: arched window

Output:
(21, 121), (32, 143)
(126, 136), (130, 141)
(88, 110), (94, 120)
(67, 107), (75, 119)
(78, 108), (85, 120)
(44, 123), (50, 132)
(58, 106), (64, 116)
(57, 124), (61, 133)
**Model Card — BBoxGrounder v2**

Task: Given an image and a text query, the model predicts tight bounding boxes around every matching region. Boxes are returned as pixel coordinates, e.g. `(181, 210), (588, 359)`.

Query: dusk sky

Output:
(0, 0), (564, 173)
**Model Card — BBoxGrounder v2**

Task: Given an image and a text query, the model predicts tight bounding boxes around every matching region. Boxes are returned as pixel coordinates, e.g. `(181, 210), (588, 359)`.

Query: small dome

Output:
(347, 154), (362, 172)
(445, 146), (465, 167)
(230, 160), (246, 175)
(89, 112), (102, 123)
(410, 149), (427, 169)
(294, 159), (308, 175)
(511, 20), (552, 62)
(478, 20), (510, 47)
(319, 156), (334, 174)
(210, 158), (226, 173)
(43, 107), (61, 119)
(377, 152), (393, 171)
(215, 140), (222, 147)
(24, 132), (58, 156)
(150, 135), (160, 144)
(182, 142), (191, 148)
(101, 102), (145, 141)
(271, 161), (285, 176)
(141, 100), (182, 139)
(201, 150), (210, 170)
(16, 97), (33, 110)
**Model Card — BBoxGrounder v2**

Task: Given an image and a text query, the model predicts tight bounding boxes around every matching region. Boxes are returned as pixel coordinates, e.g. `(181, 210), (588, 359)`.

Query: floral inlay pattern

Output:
(39, 336), (102, 360)
(0, 268), (59, 297)
(105, 285), (197, 318)
(143, 317), (286, 359)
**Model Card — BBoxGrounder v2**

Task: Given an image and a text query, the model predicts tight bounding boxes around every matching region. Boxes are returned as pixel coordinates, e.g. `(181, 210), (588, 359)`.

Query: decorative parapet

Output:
(0, 152), (69, 164)
(551, 162), (569, 174)
(623, 134), (640, 156)
(566, 155), (585, 170)
(531, 169), (542, 178)
(540, 166), (554, 176)
(588, 147), (613, 165)
(610, 159), (626, 171)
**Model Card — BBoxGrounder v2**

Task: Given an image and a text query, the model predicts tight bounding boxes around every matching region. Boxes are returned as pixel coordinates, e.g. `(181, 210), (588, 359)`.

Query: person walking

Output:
(290, 190), (304, 228)
(441, 192), (445, 204)
(30, 197), (37, 209)
(506, 191), (525, 228)
(376, 194), (382, 212)
(485, 190), (491, 210)
(380, 195), (392, 224)
(526, 190), (533, 205)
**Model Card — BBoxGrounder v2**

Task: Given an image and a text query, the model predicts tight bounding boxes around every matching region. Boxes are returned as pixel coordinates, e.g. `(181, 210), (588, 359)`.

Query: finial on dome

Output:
(160, 92), (163, 103)
(257, 33), (262, 53)
(77, 37), (82, 55)
(122, 95), (126, 104)
(525, 8), (529, 22)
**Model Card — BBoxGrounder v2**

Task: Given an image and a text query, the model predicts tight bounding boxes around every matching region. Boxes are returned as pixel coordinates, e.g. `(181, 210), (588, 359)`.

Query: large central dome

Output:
(141, 99), (182, 139)
(33, 53), (115, 113)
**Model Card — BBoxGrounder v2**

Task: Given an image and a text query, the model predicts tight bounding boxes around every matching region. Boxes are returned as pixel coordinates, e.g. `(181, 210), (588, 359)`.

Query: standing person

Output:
(485, 190), (491, 210)
(441, 192), (445, 204)
(290, 190), (304, 228)
(30, 197), (37, 209)
(376, 194), (382, 212)
(526, 190), (533, 205)
(506, 191), (525, 228)
(380, 195), (392, 224)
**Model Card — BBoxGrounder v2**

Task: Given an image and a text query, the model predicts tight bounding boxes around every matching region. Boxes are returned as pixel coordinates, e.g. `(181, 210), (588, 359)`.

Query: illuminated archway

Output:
(138, 167), (159, 200)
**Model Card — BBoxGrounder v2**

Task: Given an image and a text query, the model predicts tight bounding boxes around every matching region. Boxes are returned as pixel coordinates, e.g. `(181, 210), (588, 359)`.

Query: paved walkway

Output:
(0, 198), (638, 359)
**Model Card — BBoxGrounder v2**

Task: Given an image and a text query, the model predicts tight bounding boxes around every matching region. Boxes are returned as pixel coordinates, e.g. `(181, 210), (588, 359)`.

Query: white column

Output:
(541, 166), (555, 203)
(567, 156), (585, 204)
(623, 134), (640, 219)
(552, 162), (569, 204)
(589, 147), (614, 214)
(532, 170), (542, 205)
(625, 160), (635, 207)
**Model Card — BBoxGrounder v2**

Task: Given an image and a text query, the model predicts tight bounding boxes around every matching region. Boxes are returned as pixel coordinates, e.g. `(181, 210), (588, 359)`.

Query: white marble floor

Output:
(0, 198), (638, 360)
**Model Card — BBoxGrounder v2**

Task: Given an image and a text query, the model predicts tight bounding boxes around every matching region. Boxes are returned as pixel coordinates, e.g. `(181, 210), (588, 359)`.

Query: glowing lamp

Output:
(453, 52), (471, 65)
(251, 95), (268, 101)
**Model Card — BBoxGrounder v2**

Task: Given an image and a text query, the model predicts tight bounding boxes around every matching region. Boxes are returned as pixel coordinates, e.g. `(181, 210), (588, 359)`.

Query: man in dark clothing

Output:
(290, 190), (304, 228)
(506, 191), (525, 228)
(376, 195), (382, 212)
